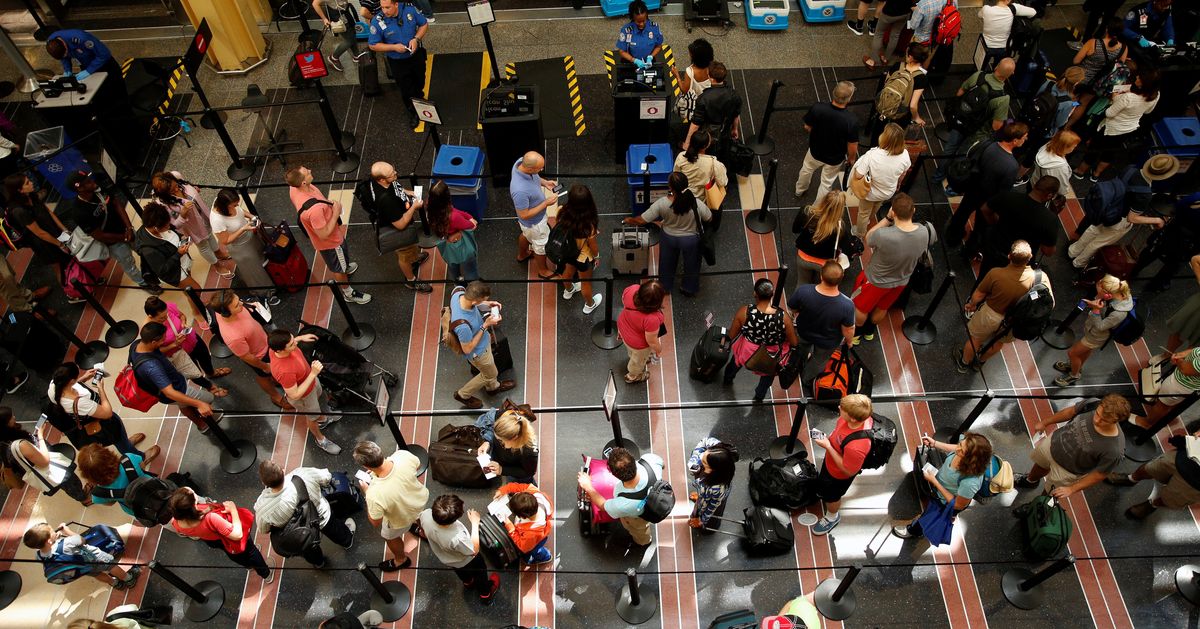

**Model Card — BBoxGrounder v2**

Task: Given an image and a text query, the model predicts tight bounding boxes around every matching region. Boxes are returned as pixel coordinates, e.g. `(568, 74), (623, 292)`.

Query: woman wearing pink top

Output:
(151, 171), (235, 278)
(143, 296), (230, 398)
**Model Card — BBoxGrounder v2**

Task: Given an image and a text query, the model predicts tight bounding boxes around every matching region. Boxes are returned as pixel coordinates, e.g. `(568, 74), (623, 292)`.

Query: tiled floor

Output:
(1, 3), (1198, 628)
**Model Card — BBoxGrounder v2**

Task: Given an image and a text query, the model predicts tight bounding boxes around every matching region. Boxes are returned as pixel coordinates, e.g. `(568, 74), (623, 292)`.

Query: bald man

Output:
(934, 58), (1016, 187)
(509, 151), (559, 278)
(369, 161), (431, 292)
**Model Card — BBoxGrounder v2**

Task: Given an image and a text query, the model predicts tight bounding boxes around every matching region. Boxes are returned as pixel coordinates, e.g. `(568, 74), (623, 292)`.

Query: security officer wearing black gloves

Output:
(1123, 0), (1175, 50)
(616, 0), (663, 66)
(45, 28), (122, 85)
(368, 0), (430, 129)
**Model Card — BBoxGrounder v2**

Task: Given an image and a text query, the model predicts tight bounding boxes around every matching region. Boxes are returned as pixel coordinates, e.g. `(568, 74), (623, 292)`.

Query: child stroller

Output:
(297, 321), (399, 409)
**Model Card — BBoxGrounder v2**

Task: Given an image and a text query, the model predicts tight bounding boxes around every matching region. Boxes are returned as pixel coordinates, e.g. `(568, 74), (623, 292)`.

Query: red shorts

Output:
(852, 273), (906, 313)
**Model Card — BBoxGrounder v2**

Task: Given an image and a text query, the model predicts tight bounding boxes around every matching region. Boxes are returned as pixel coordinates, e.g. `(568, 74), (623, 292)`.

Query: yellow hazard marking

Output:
(564, 55), (584, 136)
(415, 52), (435, 133)
(478, 52), (491, 130)
(505, 62), (517, 81)
(662, 44), (680, 98)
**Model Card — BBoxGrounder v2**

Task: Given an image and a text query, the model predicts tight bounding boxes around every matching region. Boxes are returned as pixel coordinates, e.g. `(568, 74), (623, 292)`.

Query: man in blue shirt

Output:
(509, 152), (558, 279)
(450, 281), (515, 409)
(577, 447), (665, 548)
(1123, 0), (1175, 49)
(45, 28), (118, 82)
(130, 322), (219, 433)
(368, 0), (430, 129)
(616, 0), (663, 65)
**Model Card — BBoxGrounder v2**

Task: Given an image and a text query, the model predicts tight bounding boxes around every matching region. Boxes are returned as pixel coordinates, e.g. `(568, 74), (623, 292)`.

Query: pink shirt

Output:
(446, 208), (475, 236)
(290, 186), (344, 251)
(617, 285), (664, 350)
(216, 307), (267, 359)
(164, 180), (212, 241)
(161, 302), (198, 355)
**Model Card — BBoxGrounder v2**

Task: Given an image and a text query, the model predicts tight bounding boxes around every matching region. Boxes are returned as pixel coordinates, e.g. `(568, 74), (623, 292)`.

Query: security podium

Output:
(611, 62), (672, 162)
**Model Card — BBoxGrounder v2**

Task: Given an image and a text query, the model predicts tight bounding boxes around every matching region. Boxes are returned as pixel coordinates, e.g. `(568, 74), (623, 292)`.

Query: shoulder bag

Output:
(703, 156), (727, 210)
(909, 223), (935, 294)
(70, 396), (103, 438)
(691, 204), (717, 266)
(163, 316), (205, 379)
(10, 440), (77, 495)
(849, 161), (872, 200)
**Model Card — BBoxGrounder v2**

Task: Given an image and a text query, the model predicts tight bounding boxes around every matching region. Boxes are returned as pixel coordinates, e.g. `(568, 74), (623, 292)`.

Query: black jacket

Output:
(134, 226), (183, 285)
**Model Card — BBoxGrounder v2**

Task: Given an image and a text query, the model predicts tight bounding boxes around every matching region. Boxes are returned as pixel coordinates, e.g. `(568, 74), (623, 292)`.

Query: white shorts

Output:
(380, 520), (409, 540)
(520, 219), (551, 256)
(1158, 374), (1197, 407)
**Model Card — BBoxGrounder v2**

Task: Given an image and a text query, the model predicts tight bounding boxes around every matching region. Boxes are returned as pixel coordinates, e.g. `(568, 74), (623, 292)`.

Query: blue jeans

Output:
(411, 0), (434, 17)
(933, 127), (966, 182)
(449, 257), (479, 282)
(524, 537), (551, 564)
(722, 360), (774, 400)
(107, 413), (143, 457)
(658, 232), (701, 294)
(107, 241), (148, 287)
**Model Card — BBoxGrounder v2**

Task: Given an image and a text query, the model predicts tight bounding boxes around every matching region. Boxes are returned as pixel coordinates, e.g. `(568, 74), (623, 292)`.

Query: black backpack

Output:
(945, 140), (994, 193)
(269, 476), (323, 557)
(544, 223), (579, 270)
(1005, 270), (1055, 340)
(842, 414), (898, 470)
(91, 456), (177, 527)
(627, 459), (674, 524)
(1109, 299), (1146, 346)
(949, 73), (1004, 133)
(1007, 4), (1042, 59)
(353, 179), (379, 225)
(1020, 82), (1069, 136)
(747, 451), (818, 510)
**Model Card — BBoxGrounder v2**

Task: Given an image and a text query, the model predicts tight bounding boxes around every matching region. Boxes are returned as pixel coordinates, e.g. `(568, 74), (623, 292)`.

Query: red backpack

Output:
(934, 1), (962, 46)
(115, 355), (160, 412)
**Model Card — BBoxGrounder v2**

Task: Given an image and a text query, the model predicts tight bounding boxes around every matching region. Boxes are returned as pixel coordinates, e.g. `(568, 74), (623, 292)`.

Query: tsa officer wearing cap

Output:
(369, 0), (429, 129)
(616, 0), (663, 66)
(45, 28), (121, 83)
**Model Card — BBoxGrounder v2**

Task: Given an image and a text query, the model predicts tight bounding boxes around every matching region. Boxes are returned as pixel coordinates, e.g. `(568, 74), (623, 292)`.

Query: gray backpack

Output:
(628, 460), (673, 524)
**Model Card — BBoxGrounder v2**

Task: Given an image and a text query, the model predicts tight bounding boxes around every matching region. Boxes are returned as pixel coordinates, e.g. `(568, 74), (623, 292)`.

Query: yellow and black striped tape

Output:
(122, 57), (183, 126)
(564, 55), (585, 137)
(505, 62), (517, 82)
(662, 44), (680, 98)
(603, 50), (616, 83)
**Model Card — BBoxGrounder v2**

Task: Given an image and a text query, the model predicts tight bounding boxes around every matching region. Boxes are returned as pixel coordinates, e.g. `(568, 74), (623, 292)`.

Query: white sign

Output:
(602, 371), (618, 422)
(467, 0), (496, 27)
(411, 98), (441, 125)
(639, 97), (667, 120)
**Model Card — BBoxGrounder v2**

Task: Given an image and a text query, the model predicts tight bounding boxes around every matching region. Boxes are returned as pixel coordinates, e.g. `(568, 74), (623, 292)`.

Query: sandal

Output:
(209, 387), (229, 398)
(210, 367), (233, 378)
(516, 253), (533, 263)
(862, 55), (877, 69)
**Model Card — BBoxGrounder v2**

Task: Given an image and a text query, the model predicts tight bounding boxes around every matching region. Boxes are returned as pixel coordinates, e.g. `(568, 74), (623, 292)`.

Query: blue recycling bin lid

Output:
(1153, 117), (1200, 158)
(433, 145), (486, 188)
(626, 143), (673, 187)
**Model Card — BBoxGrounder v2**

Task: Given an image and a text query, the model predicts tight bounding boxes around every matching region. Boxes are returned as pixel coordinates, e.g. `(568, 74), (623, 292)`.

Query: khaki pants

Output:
(1144, 454), (1200, 509)
(0, 256), (33, 312)
(1068, 219), (1130, 269)
(854, 198), (885, 237)
(620, 516), (653, 546)
(458, 345), (499, 398)
(794, 149), (844, 201)
(626, 345), (653, 382)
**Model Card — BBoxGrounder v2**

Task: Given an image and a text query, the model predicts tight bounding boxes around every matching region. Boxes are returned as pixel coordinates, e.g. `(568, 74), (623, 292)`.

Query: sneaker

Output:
(1125, 501), (1156, 520)
(346, 262), (359, 276)
(317, 414), (342, 429)
(1105, 472), (1137, 487)
(812, 514), (840, 536)
(562, 282), (581, 300)
(1052, 361), (1072, 374)
(1067, 41), (1084, 51)
(1013, 176), (1030, 188)
(379, 557), (412, 572)
(526, 547), (553, 565)
(891, 525), (918, 539)
(1013, 473), (1040, 490)
(1089, 174), (1099, 183)
(263, 568), (276, 585)
(424, 15), (436, 23)
(1053, 373), (1080, 387)
(414, 251), (430, 267)
(851, 336), (862, 346)
(405, 281), (433, 293)
(1071, 170), (1086, 180)
(346, 290), (372, 304)
(354, 50), (370, 60)
(328, 55), (345, 72)
(943, 186), (960, 198)
(583, 293), (603, 314)
(479, 573), (500, 604)
(5, 371), (28, 394)
(863, 333), (875, 342)
(141, 284), (164, 295)
(866, 18), (878, 36)
(951, 348), (972, 374)
(316, 438), (342, 454)
(846, 19), (864, 35)
(345, 518), (357, 535)
(66, 296), (86, 305)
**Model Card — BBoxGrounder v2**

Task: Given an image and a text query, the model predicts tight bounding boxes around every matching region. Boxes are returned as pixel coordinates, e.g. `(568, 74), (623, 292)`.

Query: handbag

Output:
(915, 499), (956, 546)
(376, 223), (416, 254)
(703, 156), (727, 209)
(164, 317), (205, 380)
(67, 227), (110, 263)
(775, 346), (803, 389)
(71, 397), (103, 437)
(744, 343), (785, 376)
(692, 205), (716, 266)
(436, 230), (477, 265)
(909, 223), (935, 294)
(849, 164), (872, 200)
(833, 223), (850, 271)
(10, 440), (77, 495)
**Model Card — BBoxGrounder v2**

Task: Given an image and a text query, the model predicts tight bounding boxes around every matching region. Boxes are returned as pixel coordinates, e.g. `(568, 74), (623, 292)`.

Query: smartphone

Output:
(180, 327), (193, 337)
(34, 413), (48, 435)
(922, 462), (939, 477)
(413, 185), (423, 200)
(180, 237), (191, 247)
(553, 183), (566, 200)
(490, 306), (500, 319)
(810, 428), (825, 441)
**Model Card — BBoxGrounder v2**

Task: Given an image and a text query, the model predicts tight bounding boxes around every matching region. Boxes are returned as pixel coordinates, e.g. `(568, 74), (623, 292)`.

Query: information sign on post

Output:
(411, 98), (442, 125)
(183, 19), (212, 76)
(467, 0), (496, 26)
(639, 97), (667, 120)
(294, 50), (330, 80)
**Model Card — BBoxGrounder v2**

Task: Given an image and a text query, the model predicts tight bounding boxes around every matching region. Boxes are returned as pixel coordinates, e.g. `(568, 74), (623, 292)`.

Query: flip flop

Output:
(210, 387), (229, 398)
(516, 253), (533, 263)
(862, 55), (877, 69)
(210, 367), (233, 378)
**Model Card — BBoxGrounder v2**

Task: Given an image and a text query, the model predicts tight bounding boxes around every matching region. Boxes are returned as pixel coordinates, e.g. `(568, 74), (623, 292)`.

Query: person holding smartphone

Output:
(892, 432), (994, 540)
(134, 202), (209, 323)
(210, 188), (279, 305)
(0, 406), (90, 502)
(48, 362), (155, 462)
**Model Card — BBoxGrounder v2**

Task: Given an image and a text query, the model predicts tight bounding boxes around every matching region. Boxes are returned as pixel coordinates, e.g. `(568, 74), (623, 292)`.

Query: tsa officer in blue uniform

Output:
(45, 28), (121, 82)
(1122, 0), (1175, 49)
(368, 0), (430, 129)
(616, 0), (664, 66)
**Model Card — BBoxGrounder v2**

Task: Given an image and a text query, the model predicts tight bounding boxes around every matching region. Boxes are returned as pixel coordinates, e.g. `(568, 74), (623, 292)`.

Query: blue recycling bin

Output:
(1153, 117), (1200, 169)
(602, 0), (661, 17)
(432, 145), (488, 222)
(24, 127), (90, 201)
(626, 143), (672, 216)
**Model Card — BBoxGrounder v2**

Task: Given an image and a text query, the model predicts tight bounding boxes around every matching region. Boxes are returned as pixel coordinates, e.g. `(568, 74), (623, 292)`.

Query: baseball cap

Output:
(65, 170), (92, 190)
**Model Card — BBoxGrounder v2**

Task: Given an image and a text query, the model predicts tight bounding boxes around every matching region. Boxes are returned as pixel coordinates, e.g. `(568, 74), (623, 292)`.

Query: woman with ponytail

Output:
(48, 362), (155, 462)
(1052, 274), (1134, 387)
(476, 401), (539, 483)
(674, 128), (728, 230)
(624, 171), (711, 296)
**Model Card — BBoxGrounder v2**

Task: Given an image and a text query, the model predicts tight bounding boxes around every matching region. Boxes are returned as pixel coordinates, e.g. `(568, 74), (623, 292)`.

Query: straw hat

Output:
(1141, 154), (1180, 182)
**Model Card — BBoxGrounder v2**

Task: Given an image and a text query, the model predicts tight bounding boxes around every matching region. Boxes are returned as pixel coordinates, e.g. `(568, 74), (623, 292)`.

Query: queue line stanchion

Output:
(71, 280), (139, 348)
(185, 287), (232, 358)
(1002, 555), (1076, 610)
(591, 276), (623, 350)
(0, 570), (20, 611)
(34, 304), (109, 367)
(745, 159), (779, 235)
(768, 398), (808, 459)
(1122, 391), (1200, 462)
(237, 181), (260, 217)
(312, 79), (360, 174)
(945, 390), (994, 444)
(604, 371), (639, 458)
(902, 270), (956, 345)
(770, 266), (789, 308)
(408, 173), (440, 249)
(749, 79), (783, 156)
(615, 568), (658, 625)
(149, 560), (225, 622)
(1176, 564), (1200, 606)
(384, 411), (429, 476)
(1042, 301), (1085, 350)
(205, 413), (258, 474)
(357, 563), (411, 622)
(642, 168), (661, 246)
(815, 564), (861, 620)
(327, 280), (376, 351)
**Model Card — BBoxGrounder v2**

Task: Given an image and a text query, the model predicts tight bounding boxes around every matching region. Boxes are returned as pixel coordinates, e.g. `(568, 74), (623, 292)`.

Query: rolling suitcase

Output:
(479, 513), (520, 568)
(708, 609), (757, 629)
(579, 455), (619, 537)
(358, 50), (382, 97)
(1097, 243), (1138, 279)
(706, 506), (794, 557)
(611, 226), (650, 276)
(322, 471), (365, 518)
(261, 221), (299, 263)
(689, 325), (730, 382)
(266, 245), (309, 293)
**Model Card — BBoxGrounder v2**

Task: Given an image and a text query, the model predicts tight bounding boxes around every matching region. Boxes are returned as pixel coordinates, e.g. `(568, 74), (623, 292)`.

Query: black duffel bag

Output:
(429, 425), (492, 488)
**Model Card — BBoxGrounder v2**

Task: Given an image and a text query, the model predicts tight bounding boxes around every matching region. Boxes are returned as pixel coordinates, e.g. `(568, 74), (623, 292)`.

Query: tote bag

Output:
(437, 230), (477, 265)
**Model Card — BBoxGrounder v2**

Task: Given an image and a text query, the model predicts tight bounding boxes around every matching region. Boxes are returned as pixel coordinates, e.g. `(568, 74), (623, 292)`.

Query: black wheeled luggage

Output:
(479, 513), (520, 567)
(689, 325), (731, 382)
(707, 506), (795, 557)
(358, 50), (382, 97)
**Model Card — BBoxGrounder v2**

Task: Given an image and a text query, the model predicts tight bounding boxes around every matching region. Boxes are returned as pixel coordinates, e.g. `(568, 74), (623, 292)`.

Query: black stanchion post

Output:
(591, 276), (623, 350)
(182, 57), (252, 180)
(750, 79), (783, 155)
(946, 390), (994, 443)
(184, 287), (232, 358)
(34, 304), (109, 367)
(326, 280), (376, 350)
(1122, 391), (1200, 462)
(357, 563), (411, 622)
(205, 414), (257, 474)
(112, 175), (145, 218)
(746, 159), (779, 234)
(771, 266), (789, 308)
(384, 412), (428, 476)
(641, 168), (661, 246)
(603, 411), (639, 459)
(1002, 555), (1076, 610)
(312, 80), (359, 174)
(409, 172), (439, 249)
(1042, 301), (1086, 350)
(902, 270), (956, 345)
(1175, 564), (1200, 606)
(149, 560), (225, 622)
(615, 568), (658, 625)
(237, 182), (260, 217)
(0, 570), (20, 611)
(769, 399), (809, 459)
(815, 564), (861, 620)
(71, 280), (139, 348)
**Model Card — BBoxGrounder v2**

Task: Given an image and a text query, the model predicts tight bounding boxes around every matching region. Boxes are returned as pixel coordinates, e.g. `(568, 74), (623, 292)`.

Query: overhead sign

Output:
(183, 18), (213, 76)
(412, 98), (442, 125)
(294, 50), (329, 80)
(639, 97), (667, 120)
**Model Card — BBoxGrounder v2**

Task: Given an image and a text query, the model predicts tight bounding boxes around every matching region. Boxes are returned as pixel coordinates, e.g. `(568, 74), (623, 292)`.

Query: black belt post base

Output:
(35, 304), (109, 367)
(591, 277), (623, 350)
(745, 159), (779, 235)
(1042, 302), (1085, 350)
(1175, 564), (1200, 606)
(0, 570), (20, 610)
(1002, 555), (1076, 610)
(327, 280), (376, 350)
(206, 415), (257, 474)
(615, 568), (658, 625)
(815, 565), (861, 620)
(385, 412), (428, 476)
(357, 563), (411, 622)
(768, 399), (809, 459)
(902, 271), (956, 345)
(71, 280), (139, 347)
(149, 560), (224, 622)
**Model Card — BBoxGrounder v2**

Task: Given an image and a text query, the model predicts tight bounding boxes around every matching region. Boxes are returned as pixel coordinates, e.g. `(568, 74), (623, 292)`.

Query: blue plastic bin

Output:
(626, 143), (672, 216)
(798, 0), (845, 23)
(432, 145), (488, 222)
(1154, 117), (1200, 171)
(602, 0), (661, 18)
(24, 126), (90, 201)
